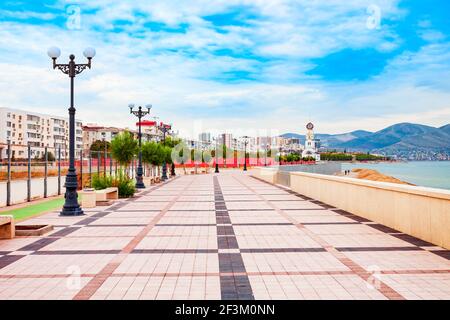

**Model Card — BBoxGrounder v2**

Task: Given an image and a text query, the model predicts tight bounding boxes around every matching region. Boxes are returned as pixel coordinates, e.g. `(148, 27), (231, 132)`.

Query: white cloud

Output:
(0, 0), (448, 138)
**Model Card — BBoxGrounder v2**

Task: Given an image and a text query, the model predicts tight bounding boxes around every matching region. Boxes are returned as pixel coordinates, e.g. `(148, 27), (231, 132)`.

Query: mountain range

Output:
(281, 123), (450, 159)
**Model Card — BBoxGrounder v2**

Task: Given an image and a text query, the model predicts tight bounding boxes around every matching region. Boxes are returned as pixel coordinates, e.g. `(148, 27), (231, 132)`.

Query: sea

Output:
(342, 161), (450, 190)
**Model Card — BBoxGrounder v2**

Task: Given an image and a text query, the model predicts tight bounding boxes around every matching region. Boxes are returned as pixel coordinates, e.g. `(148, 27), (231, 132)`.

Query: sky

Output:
(0, 0), (449, 138)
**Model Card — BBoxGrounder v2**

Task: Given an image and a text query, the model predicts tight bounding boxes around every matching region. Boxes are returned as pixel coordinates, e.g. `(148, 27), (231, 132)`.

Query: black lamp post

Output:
(159, 122), (171, 181)
(214, 137), (220, 173)
(48, 46), (95, 216)
(242, 136), (249, 171)
(129, 104), (152, 189)
(102, 132), (106, 178)
(265, 143), (268, 167)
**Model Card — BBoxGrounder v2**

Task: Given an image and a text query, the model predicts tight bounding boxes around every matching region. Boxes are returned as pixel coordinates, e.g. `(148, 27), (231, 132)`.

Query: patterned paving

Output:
(0, 170), (449, 300)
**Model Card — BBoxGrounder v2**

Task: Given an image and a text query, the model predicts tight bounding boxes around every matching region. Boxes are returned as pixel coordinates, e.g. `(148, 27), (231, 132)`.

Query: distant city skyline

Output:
(0, 1), (449, 137)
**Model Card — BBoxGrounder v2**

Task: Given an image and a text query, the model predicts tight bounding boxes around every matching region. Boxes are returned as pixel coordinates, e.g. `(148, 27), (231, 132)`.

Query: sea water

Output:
(342, 161), (450, 190)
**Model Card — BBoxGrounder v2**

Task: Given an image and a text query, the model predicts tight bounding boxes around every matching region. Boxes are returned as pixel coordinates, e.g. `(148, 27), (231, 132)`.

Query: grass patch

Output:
(0, 198), (66, 221)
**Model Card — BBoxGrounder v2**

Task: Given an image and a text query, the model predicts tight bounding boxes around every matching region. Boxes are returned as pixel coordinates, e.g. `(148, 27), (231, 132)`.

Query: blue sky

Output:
(0, 0), (449, 137)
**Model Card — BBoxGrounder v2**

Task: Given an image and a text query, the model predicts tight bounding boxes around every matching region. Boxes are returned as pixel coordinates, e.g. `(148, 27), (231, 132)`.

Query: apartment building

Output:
(82, 124), (125, 154)
(199, 132), (211, 144)
(219, 133), (233, 149)
(0, 107), (83, 160)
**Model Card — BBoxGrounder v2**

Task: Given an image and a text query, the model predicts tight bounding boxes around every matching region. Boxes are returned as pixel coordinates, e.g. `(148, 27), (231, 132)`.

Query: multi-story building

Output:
(0, 107), (83, 160)
(199, 132), (211, 144)
(82, 124), (126, 155)
(219, 133), (233, 149)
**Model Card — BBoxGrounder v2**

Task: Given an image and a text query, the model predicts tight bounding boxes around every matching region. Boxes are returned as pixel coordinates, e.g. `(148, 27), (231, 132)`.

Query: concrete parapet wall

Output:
(290, 172), (450, 249)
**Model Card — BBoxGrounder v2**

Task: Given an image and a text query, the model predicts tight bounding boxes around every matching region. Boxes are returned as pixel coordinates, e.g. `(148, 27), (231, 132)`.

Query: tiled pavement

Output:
(0, 171), (449, 300)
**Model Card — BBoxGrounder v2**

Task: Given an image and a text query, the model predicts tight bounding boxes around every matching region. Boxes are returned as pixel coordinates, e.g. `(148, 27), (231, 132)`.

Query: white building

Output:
(82, 124), (125, 155)
(199, 132), (211, 143)
(219, 133), (233, 149)
(0, 107), (83, 160)
(301, 122), (321, 161)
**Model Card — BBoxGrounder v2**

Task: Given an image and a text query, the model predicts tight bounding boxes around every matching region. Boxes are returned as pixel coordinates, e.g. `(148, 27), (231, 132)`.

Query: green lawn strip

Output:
(0, 198), (66, 221)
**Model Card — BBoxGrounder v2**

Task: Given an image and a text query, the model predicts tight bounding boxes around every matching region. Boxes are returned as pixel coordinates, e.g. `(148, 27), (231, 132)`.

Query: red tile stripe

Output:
(244, 175), (406, 300)
(73, 176), (193, 300)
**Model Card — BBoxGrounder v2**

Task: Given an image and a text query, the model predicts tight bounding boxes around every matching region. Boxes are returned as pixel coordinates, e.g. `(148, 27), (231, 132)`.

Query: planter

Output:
(15, 224), (54, 237)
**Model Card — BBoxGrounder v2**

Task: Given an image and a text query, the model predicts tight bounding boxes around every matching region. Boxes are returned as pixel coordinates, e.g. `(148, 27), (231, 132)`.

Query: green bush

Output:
(92, 174), (113, 190)
(320, 153), (353, 161)
(355, 153), (384, 161)
(112, 171), (136, 198)
(91, 172), (135, 198)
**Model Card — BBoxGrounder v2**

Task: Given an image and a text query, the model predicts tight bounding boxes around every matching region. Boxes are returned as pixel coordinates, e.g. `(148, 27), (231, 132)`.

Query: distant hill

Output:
(281, 130), (372, 146)
(281, 123), (450, 159)
(439, 124), (450, 135)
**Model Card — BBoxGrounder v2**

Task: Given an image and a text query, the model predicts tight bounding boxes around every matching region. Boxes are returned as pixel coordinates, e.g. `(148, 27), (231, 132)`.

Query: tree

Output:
(142, 141), (168, 177)
(41, 151), (55, 162)
(110, 131), (138, 168)
(90, 140), (111, 158)
(163, 136), (182, 148)
(222, 144), (228, 167)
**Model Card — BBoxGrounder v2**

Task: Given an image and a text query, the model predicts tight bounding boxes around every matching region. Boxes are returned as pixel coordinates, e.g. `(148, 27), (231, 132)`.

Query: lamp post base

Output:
(135, 165), (146, 189)
(162, 162), (168, 181)
(135, 181), (145, 189)
(215, 163), (219, 173)
(60, 205), (84, 216)
(60, 171), (84, 216)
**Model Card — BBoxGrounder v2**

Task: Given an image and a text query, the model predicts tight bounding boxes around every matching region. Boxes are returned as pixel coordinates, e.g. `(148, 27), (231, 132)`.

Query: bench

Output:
(95, 187), (119, 202)
(0, 215), (15, 239)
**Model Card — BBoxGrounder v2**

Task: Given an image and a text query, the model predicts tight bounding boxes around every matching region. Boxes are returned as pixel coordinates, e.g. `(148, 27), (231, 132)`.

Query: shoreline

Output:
(343, 168), (414, 185)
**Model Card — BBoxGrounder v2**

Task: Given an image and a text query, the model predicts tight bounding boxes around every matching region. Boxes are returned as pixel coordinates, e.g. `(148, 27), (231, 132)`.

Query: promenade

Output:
(0, 171), (449, 300)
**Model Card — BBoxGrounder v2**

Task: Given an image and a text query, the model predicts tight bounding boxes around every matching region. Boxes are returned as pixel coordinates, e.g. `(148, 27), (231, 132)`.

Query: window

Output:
(6, 121), (11, 127)
(27, 114), (40, 122)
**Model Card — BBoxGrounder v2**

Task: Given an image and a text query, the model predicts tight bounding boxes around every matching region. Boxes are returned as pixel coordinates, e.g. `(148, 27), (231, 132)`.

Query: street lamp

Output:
(242, 136), (249, 171)
(129, 104), (152, 189)
(265, 143), (269, 167)
(159, 122), (171, 181)
(101, 132), (106, 178)
(213, 137), (219, 173)
(48, 46), (95, 216)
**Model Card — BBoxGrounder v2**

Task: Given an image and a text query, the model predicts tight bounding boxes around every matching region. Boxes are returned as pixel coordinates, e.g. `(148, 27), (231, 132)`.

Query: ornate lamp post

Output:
(48, 46), (95, 216)
(102, 132), (107, 178)
(129, 104), (152, 189)
(214, 137), (220, 173)
(265, 143), (269, 166)
(242, 136), (249, 171)
(159, 122), (171, 181)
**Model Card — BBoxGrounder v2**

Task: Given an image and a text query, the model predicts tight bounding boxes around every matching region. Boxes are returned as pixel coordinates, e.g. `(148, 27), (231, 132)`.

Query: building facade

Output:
(82, 124), (126, 155)
(0, 107), (83, 160)
(219, 133), (233, 149)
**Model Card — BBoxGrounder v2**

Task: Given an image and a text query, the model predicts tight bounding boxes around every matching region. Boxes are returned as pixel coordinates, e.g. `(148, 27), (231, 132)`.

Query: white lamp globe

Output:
(47, 46), (61, 59)
(83, 47), (96, 59)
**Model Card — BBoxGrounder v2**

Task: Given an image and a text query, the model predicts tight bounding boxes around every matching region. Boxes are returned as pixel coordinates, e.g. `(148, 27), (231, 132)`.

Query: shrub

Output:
(91, 171), (135, 198)
(320, 153), (353, 161)
(112, 171), (136, 198)
(92, 174), (113, 190)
